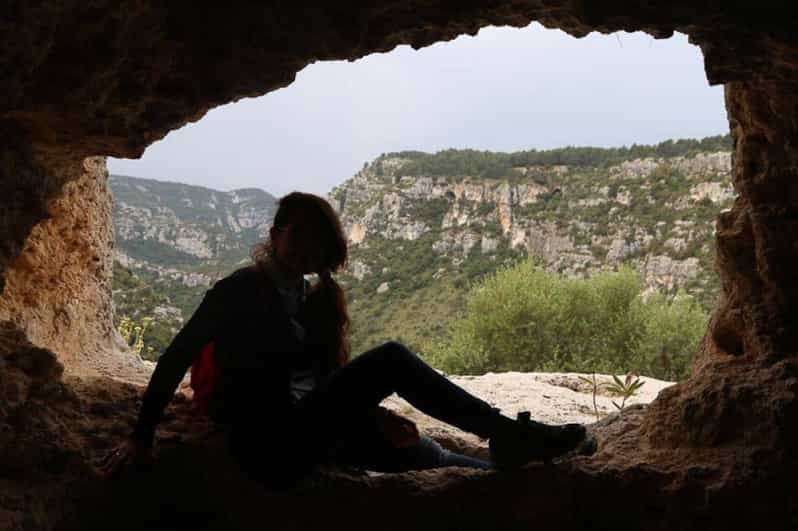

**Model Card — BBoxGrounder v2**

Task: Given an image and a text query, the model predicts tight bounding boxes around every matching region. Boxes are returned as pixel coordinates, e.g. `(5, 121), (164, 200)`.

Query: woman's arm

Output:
(131, 271), (251, 447)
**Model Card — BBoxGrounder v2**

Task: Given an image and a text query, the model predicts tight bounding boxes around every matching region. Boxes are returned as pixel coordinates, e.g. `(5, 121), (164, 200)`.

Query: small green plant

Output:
(605, 372), (645, 413)
(578, 370), (645, 421)
(117, 315), (155, 358)
(578, 372), (601, 422)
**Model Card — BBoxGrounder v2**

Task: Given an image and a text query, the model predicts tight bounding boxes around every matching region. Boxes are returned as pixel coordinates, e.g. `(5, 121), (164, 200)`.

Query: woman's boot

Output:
(488, 411), (590, 470)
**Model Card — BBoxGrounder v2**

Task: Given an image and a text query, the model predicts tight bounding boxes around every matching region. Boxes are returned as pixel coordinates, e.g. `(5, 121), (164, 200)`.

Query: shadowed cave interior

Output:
(1, 3), (797, 530)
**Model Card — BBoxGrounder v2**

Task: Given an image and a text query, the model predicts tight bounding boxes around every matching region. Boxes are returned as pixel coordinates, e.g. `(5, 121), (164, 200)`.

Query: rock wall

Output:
(0, 157), (142, 379)
(109, 174), (277, 266)
(331, 151), (730, 298)
(623, 80), (798, 526)
(717, 80), (798, 361)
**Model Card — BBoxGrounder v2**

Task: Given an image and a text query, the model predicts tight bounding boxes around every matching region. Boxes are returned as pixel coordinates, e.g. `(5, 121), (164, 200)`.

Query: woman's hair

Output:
(250, 191), (351, 371)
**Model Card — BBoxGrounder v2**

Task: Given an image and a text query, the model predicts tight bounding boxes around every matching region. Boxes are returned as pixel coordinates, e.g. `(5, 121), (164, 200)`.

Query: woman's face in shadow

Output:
(271, 218), (331, 276)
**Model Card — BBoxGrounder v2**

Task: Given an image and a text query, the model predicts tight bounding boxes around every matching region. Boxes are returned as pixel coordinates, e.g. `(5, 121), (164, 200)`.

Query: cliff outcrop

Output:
(332, 149), (732, 294)
(330, 146), (732, 351)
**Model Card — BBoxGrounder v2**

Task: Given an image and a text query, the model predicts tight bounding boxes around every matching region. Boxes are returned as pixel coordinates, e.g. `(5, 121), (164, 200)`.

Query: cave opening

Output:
(105, 24), (730, 388)
(1, 4), (797, 530)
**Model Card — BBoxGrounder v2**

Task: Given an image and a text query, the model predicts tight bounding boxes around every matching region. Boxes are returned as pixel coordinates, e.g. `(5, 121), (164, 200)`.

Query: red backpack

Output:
(189, 340), (219, 415)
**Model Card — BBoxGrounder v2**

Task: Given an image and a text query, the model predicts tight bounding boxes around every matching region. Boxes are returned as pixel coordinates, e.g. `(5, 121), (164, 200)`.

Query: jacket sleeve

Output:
(132, 272), (251, 447)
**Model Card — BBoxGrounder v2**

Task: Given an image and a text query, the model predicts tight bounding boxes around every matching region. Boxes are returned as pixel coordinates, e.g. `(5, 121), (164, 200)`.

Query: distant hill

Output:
(330, 134), (733, 354)
(110, 134), (733, 360)
(108, 174), (277, 358)
(110, 174), (277, 268)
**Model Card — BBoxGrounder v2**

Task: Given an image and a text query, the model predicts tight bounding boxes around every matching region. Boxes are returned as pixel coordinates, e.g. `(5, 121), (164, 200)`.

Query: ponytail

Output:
(303, 272), (350, 372)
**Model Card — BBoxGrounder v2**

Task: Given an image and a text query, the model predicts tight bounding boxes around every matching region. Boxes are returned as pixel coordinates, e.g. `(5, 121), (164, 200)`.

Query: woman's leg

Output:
(286, 340), (588, 474)
(325, 419), (492, 472)
(291, 341), (503, 443)
(437, 445), (493, 470)
(364, 435), (492, 472)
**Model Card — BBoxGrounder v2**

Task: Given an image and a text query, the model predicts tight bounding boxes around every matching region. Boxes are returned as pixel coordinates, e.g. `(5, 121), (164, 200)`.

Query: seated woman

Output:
(104, 191), (589, 489)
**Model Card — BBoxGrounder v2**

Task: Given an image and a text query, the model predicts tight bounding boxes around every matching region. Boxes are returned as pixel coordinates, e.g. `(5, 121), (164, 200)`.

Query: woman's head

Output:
(254, 191), (348, 276)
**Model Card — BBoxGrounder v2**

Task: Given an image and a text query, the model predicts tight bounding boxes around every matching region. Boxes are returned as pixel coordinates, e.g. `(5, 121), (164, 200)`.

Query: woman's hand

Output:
(319, 268), (332, 283)
(100, 436), (153, 477)
(375, 407), (420, 448)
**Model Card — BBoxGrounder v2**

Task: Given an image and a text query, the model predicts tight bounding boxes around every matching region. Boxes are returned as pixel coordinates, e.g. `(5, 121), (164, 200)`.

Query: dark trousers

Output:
(228, 341), (497, 488)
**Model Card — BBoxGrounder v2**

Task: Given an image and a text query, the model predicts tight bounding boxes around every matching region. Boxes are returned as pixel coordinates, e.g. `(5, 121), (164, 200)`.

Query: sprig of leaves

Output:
(605, 372), (645, 413)
(578, 371), (646, 421)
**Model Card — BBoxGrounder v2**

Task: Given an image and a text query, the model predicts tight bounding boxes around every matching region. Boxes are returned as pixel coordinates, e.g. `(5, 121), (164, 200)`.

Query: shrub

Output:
(117, 315), (157, 360)
(421, 259), (708, 381)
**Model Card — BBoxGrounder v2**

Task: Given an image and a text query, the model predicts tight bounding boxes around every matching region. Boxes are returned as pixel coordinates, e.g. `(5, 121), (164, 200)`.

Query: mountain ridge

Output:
(110, 134), (733, 359)
(330, 139), (732, 352)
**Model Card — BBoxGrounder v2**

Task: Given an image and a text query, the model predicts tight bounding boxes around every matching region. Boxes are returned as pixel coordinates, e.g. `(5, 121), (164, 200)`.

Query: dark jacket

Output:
(133, 265), (319, 446)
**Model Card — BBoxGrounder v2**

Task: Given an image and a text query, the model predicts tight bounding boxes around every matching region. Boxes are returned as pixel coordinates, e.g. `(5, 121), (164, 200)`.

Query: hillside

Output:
(330, 135), (733, 354)
(109, 175), (277, 357)
(110, 134), (733, 359)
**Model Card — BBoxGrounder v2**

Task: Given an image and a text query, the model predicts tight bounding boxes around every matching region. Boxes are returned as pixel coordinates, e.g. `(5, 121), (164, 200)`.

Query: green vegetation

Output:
(421, 260), (708, 381)
(117, 315), (156, 360)
(342, 233), (527, 354)
(604, 372), (646, 413)
(400, 198), (451, 227)
(389, 134), (731, 179)
(121, 238), (202, 267)
(112, 261), (189, 360)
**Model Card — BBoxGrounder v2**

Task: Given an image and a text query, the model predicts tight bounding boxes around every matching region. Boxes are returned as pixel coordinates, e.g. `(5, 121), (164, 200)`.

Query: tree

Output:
(420, 259), (708, 381)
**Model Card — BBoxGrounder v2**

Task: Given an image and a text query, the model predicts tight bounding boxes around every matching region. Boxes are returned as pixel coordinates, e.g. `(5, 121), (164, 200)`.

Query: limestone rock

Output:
(109, 175), (276, 263)
(690, 181), (735, 203)
(673, 151), (732, 175)
(0, 158), (144, 379)
(643, 255), (700, 292)
(332, 148), (730, 307)
(480, 235), (499, 254)
(349, 260), (372, 280)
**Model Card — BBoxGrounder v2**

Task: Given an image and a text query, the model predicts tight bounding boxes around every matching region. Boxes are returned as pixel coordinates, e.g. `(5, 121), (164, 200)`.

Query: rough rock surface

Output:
(0, 158), (144, 380)
(1, 2), (798, 530)
(332, 151), (729, 299)
(0, 340), (674, 531)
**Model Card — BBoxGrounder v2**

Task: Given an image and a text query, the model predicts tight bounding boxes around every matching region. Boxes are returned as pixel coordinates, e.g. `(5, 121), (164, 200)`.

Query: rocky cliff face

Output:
(110, 174), (276, 269)
(332, 151), (732, 300)
(330, 147), (734, 352)
(108, 142), (732, 358)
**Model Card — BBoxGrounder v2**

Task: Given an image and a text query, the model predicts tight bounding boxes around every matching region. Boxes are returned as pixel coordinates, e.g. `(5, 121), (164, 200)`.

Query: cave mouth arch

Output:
(106, 23), (729, 381)
(1, 3), (797, 530)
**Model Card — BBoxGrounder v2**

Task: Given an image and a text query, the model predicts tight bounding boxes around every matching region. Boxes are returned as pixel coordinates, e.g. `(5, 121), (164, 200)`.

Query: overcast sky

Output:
(108, 23), (728, 197)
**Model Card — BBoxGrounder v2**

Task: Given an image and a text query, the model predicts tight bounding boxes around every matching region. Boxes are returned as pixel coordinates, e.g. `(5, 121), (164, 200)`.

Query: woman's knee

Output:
(376, 340), (416, 365)
(354, 341), (419, 381)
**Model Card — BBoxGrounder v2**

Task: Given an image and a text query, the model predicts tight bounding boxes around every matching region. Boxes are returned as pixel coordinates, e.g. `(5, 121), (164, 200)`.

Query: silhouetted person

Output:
(104, 191), (589, 489)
